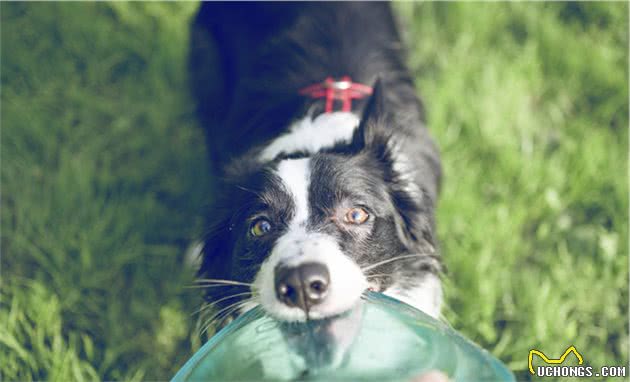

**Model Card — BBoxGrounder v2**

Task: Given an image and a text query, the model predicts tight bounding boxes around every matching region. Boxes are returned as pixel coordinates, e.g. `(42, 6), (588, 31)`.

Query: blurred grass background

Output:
(1, 2), (627, 381)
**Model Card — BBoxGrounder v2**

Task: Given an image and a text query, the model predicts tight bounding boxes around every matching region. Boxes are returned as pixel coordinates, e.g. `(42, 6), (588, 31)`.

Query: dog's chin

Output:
(278, 299), (365, 372)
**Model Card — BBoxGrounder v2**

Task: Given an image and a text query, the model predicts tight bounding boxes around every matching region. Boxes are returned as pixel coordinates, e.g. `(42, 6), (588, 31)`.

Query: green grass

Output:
(1, 2), (628, 381)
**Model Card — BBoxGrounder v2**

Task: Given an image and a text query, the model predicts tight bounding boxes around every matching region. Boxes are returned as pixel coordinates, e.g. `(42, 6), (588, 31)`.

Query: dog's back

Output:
(189, 2), (435, 183)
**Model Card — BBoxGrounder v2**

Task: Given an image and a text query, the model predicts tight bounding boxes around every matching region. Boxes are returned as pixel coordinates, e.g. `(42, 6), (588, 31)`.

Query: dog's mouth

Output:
(277, 297), (366, 372)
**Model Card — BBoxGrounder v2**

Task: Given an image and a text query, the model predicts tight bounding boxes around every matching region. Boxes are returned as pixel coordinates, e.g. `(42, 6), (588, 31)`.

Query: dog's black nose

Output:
(274, 262), (330, 312)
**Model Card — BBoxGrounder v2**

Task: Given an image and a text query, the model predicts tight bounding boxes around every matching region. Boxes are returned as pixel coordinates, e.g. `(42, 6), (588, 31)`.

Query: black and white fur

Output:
(190, 2), (442, 326)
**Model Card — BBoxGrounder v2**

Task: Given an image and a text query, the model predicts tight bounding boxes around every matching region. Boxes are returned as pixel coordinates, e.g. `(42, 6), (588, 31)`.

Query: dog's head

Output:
(199, 82), (441, 324)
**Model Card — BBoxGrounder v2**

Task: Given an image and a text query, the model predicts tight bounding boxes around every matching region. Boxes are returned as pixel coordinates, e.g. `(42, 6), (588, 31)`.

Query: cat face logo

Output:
(528, 345), (583, 375)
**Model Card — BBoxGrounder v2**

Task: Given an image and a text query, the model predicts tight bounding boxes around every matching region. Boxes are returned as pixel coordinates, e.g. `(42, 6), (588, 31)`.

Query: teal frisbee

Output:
(173, 292), (514, 381)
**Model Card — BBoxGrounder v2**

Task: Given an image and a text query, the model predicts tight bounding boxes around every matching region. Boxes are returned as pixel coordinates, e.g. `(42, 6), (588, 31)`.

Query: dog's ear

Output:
(350, 78), (386, 150)
(359, 78), (385, 136)
(197, 166), (260, 285)
(350, 79), (438, 260)
(360, 80), (438, 258)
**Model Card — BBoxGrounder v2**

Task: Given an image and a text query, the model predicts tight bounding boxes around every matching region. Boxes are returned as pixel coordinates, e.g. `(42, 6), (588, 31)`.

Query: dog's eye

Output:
(344, 207), (369, 225)
(250, 218), (272, 237)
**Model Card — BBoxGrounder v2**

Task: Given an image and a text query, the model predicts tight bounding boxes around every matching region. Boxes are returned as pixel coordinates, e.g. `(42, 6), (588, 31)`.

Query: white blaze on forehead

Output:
(259, 112), (359, 162)
(275, 158), (311, 225)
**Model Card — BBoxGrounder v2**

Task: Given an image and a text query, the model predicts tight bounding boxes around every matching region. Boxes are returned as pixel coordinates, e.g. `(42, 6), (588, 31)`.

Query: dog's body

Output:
(190, 2), (443, 327)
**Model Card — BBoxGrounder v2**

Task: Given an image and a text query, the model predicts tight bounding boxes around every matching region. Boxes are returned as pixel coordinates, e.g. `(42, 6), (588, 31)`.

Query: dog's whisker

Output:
(192, 303), (216, 317)
(197, 297), (250, 322)
(200, 299), (257, 336)
(235, 185), (264, 199)
(213, 300), (258, 329)
(185, 283), (249, 289)
(191, 291), (258, 317)
(212, 291), (259, 306)
(361, 254), (424, 272)
(199, 301), (246, 337)
(194, 301), (212, 321)
(194, 278), (253, 287)
(185, 282), (253, 290)
(205, 299), (253, 326)
(364, 273), (394, 279)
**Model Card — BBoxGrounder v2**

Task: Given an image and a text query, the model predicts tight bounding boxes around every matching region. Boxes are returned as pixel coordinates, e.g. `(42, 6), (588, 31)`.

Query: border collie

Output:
(190, 2), (442, 331)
